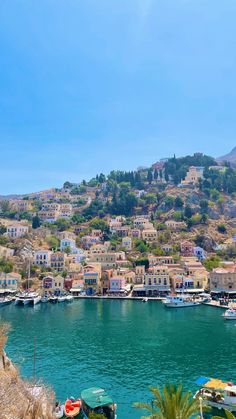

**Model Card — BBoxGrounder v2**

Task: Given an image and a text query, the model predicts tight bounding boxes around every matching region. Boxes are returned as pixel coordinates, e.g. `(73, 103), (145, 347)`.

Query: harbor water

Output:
(1, 299), (236, 418)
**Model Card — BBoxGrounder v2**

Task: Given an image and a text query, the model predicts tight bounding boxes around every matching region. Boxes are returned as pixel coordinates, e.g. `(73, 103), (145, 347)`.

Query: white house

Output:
(6, 225), (29, 238)
(34, 250), (52, 267)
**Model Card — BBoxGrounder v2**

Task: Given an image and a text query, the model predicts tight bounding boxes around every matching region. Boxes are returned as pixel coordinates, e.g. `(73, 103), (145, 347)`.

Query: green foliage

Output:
(71, 214), (86, 224)
(46, 235), (60, 250)
(32, 215), (41, 229)
(63, 246), (71, 255)
(136, 258), (149, 270)
(144, 194), (157, 205)
(199, 199), (209, 214)
(83, 199), (104, 218)
(89, 218), (108, 232)
(133, 383), (202, 419)
(54, 218), (71, 232)
(147, 169), (153, 184)
(212, 410), (236, 419)
(204, 166), (236, 194)
(0, 236), (9, 246)
(172, 211), (183, 222)
(71, 185), (87, 195)
(217, 224), (227, 233)
(134, 239), (149, 254)
(174, 196), (184, 209)
(184, 205), (193, 219)
(0, 258), (13, 274)
(0, 224), (7, 235)
(63, 181), (74, 189)
(164, 154), (216, 185)
(204, 256), (221, 271)
(164, 196), (175, 210)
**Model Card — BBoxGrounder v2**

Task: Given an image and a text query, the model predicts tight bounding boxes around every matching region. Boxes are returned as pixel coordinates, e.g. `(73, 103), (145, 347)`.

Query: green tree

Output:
(184, 205), (193, 219)
(133, 384), (202, 419)
(204, 256), (221, 271)
(32, 215), (41, 229)
(217, 224), (227, 233)
(54, 218), (71, 232)
(89, 218), (108, 232)
(174, 196), (184, 209)
(0, 224), (6, 235)
(147, 169), (153, 184)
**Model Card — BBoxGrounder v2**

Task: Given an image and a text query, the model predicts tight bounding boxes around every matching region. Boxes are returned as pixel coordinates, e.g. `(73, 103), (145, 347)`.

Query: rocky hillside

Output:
(217, 146), (236, 166)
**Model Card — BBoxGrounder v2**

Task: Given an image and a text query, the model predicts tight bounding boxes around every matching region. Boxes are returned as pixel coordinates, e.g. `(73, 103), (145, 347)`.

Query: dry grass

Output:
(0, 323), (55, 419)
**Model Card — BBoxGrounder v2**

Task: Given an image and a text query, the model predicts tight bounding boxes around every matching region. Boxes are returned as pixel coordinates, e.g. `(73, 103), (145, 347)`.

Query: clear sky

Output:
(1, 0), (236, 194)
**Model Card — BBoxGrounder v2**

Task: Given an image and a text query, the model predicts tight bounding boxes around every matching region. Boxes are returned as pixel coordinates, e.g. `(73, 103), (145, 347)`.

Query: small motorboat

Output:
(58, 295), (66, 303)
(222, 308), (236, 320)
(41, 296), (49, 303)
(142, 297), (148, 302)
(65, 295), (74, 303)
(64, 398), (81, 417)
(49, 296), (58, 304)
(53, 402), (64, 418)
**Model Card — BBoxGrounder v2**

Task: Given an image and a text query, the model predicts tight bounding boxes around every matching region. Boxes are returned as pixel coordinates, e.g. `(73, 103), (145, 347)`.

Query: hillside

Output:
(217, 146), (236, 166)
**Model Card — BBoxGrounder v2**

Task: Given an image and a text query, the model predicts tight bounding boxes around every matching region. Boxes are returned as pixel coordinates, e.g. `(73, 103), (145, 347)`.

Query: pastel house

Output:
(109, 277), (126, 293)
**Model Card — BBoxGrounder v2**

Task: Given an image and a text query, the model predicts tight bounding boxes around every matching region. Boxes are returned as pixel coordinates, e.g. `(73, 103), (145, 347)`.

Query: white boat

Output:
(162, 295), (200, 308)
(32, 293), (41, 305)
(57, 296), (66, 303)
(222, 308), (236, 320)
(15, 292), (41, 306)
(65, 295), (74, 303)
(142, 297), (148, 302)
(15, 292), (32, 305)
(0, 297), (13, 306)
(195, 377), (236, 412)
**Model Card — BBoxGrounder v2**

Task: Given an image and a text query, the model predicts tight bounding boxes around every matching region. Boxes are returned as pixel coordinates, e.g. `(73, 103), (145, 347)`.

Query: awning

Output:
(70, 288), (83, 292)
(176, 289), (204, 294)
(0, 289), (17, 293)
(108, 289), (126, 293)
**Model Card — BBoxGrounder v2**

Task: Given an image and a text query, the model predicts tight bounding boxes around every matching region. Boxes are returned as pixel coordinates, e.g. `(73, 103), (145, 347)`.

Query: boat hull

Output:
(202, 399), (236, 412)
(223, 316), (236, 320)
(164, 302), (200, 308)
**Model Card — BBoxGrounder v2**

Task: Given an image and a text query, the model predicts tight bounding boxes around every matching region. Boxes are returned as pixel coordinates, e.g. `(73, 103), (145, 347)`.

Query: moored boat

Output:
(15, 292), (33, 305)
(65, 295), (74, 303)
(142, 297), (148, 302)
(49, 296), (58, 303)
(162, 295), (200, 308)
(0, 296), (13, 306)
(81, 387), (117, 418)
(195, 376), (236, 412)
(58, 295), (66, 303)
(64, 398), (81, 417)
(222, 308), (236, 320)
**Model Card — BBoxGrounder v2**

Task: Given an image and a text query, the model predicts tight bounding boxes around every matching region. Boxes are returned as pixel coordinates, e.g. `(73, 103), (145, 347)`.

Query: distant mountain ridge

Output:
(217, 146), (236, 166)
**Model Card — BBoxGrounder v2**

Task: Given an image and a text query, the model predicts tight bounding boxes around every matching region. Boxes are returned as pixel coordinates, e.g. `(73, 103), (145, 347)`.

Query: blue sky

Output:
(1, 0), (236, 194)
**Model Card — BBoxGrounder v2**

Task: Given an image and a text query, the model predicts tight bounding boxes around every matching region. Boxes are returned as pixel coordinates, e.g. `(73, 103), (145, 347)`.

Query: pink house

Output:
(109, 277), (126, 293)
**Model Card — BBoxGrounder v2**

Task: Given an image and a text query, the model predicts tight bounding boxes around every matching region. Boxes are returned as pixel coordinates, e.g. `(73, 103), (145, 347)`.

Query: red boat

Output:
(64, 398), (82, 418)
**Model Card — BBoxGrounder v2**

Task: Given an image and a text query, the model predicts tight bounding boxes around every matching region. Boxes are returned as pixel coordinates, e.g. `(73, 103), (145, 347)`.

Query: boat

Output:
(64, 398), (81, 417)
(49, 295), (58, 303)
(0, 296), (13, 306)
(222, 308), (236, 320)
(15, 292), (33, 305)
(81, 387), (117, 418)
(162, 295), (200, 308)
(142, 297), (148, 302)
(58, 295), (66, 303)
(53, 402), (64, 418)
(195, 376), (236, 412)
(31, 292), (41, 305)
(65, 295), (74, 303)
(41, 296), (49, 303)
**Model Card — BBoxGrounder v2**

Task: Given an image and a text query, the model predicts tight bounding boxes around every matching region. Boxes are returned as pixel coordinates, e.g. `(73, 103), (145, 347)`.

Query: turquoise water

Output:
(1, 300), (236, 418)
